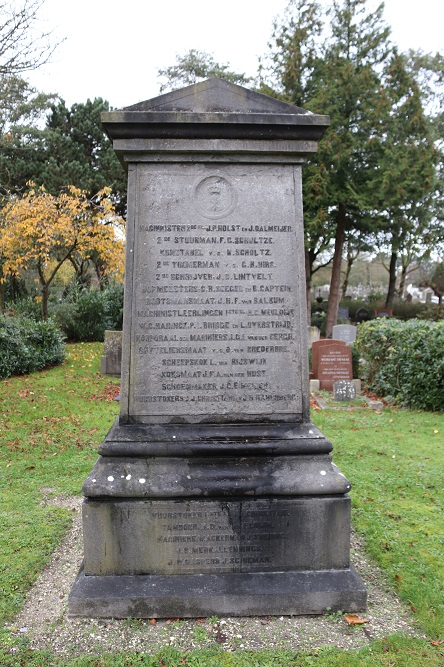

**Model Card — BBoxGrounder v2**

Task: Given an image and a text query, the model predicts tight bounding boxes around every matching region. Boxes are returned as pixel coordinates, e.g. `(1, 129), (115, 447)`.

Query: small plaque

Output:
(334, 380), (356, 402)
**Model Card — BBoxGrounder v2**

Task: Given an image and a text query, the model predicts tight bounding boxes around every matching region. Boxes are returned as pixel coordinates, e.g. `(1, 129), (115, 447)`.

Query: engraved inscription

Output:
(129, 164), (303, 419)
(153, 503), (289, 572)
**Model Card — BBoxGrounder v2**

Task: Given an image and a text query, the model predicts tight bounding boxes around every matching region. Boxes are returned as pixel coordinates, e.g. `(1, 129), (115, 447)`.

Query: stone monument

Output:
(68, 79), (366, 618)
(332, 324), (357, 345)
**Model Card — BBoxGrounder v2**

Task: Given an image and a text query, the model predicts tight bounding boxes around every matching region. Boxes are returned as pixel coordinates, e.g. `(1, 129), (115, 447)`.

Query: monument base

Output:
(68, 566), (367, 618)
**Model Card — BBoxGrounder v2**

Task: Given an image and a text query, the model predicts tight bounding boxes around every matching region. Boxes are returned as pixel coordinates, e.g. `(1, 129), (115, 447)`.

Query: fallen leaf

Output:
(431, 640), (443, 646)
(395, 574), (403, 582)
(149, 618), (156, 625)
(345, 614), (370, 625)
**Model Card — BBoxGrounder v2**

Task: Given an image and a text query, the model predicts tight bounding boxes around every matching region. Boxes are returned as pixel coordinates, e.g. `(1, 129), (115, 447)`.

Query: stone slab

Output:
(82, 496), (352, 576)
(121, 162), (307, 424)
(68, 565), (367, 618)
(100, 330), (122, 376)
(308, 326), (320, 348)
(318, 345), (353, 391)
(82, 454), (351, 498)
(332, 324), (357, 345)
(334, 380), (357, 402)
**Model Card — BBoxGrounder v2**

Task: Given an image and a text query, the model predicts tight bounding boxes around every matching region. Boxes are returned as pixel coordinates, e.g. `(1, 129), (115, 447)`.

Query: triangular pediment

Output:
(123, 78), (310, 115)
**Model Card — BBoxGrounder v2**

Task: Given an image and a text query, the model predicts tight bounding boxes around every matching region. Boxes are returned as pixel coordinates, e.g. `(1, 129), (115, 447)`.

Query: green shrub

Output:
(4, 297), (42, 321)
(390, 301), (426, 320)
(356, 319), (444, 411)
(417, 303), (444, 321)
(55, 284), (124, 342)
(103, 283), (124, 330)
(56, 289), (105, 342)
(0, 316), (66, 379)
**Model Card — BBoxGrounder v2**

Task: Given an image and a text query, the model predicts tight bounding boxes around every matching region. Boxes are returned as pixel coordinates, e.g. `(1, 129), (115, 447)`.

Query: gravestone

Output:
(338, 306), (350, 321)
(334, 380), (357, 402)
(308, 325), (320, 348)
(311, 339), (347, 378)
(100, 330), (122, 376)
(355, 307), (370, 323)
(68, 79), (366, 618)
(318, 343), (353, 391)
(375, 307), (393, 318)
(332, 324), (357, 345)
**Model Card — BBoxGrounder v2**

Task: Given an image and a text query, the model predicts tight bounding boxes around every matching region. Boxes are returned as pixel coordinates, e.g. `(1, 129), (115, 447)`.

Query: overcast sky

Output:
(25, 0), (444, 110)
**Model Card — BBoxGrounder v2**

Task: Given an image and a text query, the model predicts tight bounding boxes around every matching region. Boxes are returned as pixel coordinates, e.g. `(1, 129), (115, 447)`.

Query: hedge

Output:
(0, 316), (66, 380)
(356, 319), (444, 411)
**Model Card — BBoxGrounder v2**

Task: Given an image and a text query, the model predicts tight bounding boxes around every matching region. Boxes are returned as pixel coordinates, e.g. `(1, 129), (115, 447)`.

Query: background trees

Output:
(260, 0), (440, 332)
(157, 49), (251, 92)
(1, 185), (125, 318)
(0, 0), (442, 330)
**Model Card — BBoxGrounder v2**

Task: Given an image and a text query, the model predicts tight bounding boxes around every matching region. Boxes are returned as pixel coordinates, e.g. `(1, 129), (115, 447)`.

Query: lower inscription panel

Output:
(82, 497), (350, 575)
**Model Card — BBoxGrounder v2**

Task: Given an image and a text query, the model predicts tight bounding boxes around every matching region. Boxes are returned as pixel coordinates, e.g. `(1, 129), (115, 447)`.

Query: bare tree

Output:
(0, 0), (56, 74)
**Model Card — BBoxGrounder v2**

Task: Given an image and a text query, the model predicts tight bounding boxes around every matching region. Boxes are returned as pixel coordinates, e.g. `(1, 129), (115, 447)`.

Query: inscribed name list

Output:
(128, 163), (304, 420)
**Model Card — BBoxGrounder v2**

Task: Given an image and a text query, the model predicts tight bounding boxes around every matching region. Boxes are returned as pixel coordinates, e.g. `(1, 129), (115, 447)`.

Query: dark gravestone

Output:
(334, 380), (357, 402)
(312, 339), (347, 378)
(338, 306), (350, 321)
(68, 79), (366, 618)
(355, 307), (370, 323)
(318, 344), (353, 391)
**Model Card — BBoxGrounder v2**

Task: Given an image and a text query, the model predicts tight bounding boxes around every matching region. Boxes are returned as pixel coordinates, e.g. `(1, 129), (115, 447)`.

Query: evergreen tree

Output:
(157, 49), (251, 92)
(263, 0), (437, 332)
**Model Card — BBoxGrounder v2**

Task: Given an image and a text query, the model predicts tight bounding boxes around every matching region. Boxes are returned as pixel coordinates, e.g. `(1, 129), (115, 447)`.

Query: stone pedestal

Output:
(68, 79), (366, 618)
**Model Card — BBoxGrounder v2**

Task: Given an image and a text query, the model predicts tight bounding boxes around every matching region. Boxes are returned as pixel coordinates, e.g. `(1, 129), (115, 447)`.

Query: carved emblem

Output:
(194, 176), (237, 219)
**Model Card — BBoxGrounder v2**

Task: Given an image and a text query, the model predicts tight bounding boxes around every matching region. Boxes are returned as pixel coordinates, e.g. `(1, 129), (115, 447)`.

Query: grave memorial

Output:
(68, 79), (366, 618)
(332, 324), (357, 345)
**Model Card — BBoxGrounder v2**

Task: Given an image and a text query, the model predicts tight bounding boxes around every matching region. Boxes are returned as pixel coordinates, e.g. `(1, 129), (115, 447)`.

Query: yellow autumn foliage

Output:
(1, 184), (125, 283)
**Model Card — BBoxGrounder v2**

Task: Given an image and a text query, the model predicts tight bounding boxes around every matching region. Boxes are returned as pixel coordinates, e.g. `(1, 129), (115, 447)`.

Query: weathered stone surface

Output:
(309, 379), (320, 392)
(332, 324), (357, 345)
(318, 344), (353, 391)
(82, 453), (350, 498)
(102, 78), (330, 146)
(334, 380), (357, 402)
(82, 496), (351, 576)
(308, 326), (320, 347)
(69, 79), (366, 618)
(69, 567), (367, 618)
(100, 330), (122, 376)
(122, 163), (306, 424)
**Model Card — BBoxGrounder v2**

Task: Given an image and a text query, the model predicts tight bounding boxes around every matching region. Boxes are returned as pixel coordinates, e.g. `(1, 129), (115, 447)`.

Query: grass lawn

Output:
(0, 343), (443, 666)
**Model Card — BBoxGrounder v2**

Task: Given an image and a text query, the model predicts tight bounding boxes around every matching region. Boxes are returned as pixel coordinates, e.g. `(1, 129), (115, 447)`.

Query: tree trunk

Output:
(385, 251), (397, 307)
(325, 207), (346, 338)
(0, 264), (4, 313)
(41, 285), (49, 321)
(341, 250), (356, 299)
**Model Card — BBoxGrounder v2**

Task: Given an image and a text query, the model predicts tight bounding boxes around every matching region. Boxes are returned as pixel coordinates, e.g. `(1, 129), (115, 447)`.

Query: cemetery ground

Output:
(0, 344), (443, 667)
